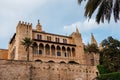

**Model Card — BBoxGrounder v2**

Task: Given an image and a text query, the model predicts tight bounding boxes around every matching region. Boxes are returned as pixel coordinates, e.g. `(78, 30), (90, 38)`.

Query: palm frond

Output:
(96, 0), (105, 23)
(113, 0), (120, 22)
(79, 0), (120, 23)
(85, 0), (102, 18)
(21, 37), (33, 51)
(96, 0), (113, 23)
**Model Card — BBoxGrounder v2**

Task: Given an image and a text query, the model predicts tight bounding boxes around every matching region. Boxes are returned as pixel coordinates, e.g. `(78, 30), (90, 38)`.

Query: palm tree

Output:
(78, 0), (120, 24)
(21, 37), (33, 61)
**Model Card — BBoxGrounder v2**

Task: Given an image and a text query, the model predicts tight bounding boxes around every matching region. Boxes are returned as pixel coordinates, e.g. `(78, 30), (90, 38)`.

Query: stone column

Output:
(44, 46), (46, 56)
(70, 49), (72, 59)
(50, 46), (52, 57)
(60, 48), (62, 57)
(38, 46), (39, 56)
(55, 46), (57, 58)
(61, 49), (63, 58)
(54, 49), (56, 57)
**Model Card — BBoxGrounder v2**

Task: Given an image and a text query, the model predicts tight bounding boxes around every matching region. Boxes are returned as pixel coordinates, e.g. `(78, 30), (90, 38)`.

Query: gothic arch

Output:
(72, 48), (75, 57)
(33, 42), (38, 54)
(51, 45), (55, 56)
(67, 47), (71, 57)
(45, 44), (50, 55)
(39, 43), (44, 55)
(57, 46), (61, 56)
(62, 46), (66, 57)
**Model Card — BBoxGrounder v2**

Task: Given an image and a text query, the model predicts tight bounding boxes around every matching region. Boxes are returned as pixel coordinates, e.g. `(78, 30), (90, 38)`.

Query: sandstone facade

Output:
(0, 20), (99, 80)
(8, 20), (99, 65)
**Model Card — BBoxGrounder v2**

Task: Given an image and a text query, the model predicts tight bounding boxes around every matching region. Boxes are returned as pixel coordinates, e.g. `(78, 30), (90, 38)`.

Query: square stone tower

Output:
(8, 21), (32, 60)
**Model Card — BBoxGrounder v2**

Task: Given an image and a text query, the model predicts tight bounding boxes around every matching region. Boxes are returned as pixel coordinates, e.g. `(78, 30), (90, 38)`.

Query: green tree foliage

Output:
(97, 65), (108, 74)
(84, 43), (99, 53)
(96, 72), (120, 80)
(78, 0), (120, 24)
(100, 36), (120, 72)
(21, 37), (33, 61)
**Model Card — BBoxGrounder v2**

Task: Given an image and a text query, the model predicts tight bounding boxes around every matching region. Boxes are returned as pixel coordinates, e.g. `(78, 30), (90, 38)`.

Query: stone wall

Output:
(0, 49), (8, 59)
(0, 60), (98, 80)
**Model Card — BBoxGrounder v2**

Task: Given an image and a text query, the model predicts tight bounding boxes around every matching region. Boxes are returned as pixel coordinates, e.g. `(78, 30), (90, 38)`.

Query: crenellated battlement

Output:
(18, 21), (32, 27)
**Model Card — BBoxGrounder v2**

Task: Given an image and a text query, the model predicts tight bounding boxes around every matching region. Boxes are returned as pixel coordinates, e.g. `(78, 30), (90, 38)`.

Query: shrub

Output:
(96, 72), (120, 80)
(97, 65), (107, 74)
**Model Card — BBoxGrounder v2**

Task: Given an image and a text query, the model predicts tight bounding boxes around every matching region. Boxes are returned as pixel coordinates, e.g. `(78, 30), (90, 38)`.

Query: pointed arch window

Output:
(57, 46), (61, 56)
(39, 43), (44, 55)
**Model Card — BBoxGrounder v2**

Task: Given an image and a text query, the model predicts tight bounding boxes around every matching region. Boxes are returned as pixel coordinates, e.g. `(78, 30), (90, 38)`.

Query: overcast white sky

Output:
(0, 0), (120, 49)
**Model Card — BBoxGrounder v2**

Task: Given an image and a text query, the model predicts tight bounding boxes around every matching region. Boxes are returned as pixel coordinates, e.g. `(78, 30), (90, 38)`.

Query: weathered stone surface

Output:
(0, 49), (8, 59)
(0, 60), (98, 80)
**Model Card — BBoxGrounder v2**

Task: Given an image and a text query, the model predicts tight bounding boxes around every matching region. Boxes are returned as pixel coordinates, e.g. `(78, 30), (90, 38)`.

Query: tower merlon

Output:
(17, 21), (32, 27)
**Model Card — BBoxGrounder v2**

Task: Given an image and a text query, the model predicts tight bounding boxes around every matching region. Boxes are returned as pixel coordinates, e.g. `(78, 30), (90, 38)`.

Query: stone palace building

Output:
(0, 20), (99, 80)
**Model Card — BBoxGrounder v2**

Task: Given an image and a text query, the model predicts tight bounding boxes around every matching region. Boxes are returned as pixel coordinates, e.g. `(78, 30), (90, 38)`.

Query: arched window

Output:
(67, 47), (71, 57)
(57, 46), (61, 56)
(72, 48), (75, 57)
(39, 43), (44, 55)
(33, 42), (38, 55)
(51, 45), (55, 56)
(45, 44), (50, 55)
(62, 46), (66, 57)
